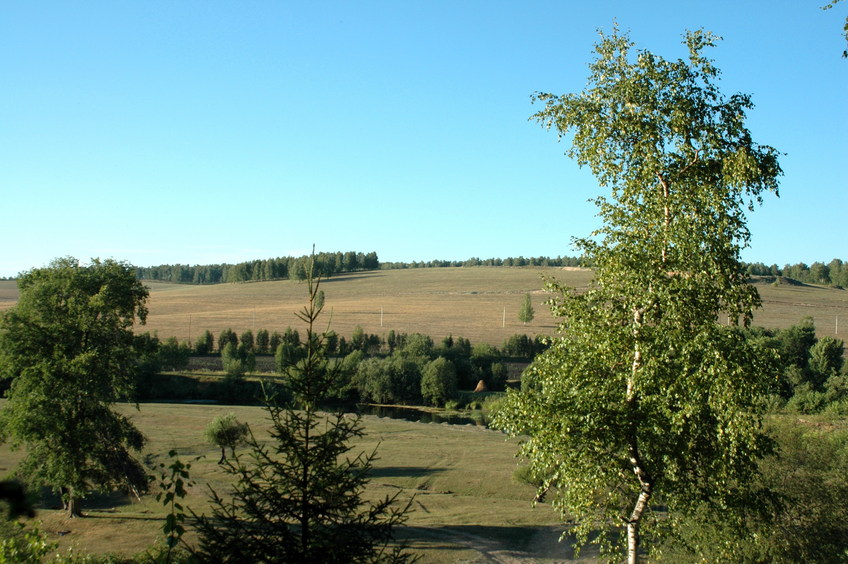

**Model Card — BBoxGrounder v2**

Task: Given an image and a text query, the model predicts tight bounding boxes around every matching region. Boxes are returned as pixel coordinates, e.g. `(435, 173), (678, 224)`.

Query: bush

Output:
(823, 399), (848, 417)
(786, 385), (828, 414)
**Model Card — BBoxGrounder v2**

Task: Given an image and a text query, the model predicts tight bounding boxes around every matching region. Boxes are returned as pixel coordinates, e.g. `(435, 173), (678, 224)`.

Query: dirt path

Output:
(405, 525), (598, 563)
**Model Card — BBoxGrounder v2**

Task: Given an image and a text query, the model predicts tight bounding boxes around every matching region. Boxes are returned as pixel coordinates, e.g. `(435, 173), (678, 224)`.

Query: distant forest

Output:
(131, 252), (848, 288)
(133, 252), (586, 284)
(743, 259), (848, 288)
(2, 253), (841, 287)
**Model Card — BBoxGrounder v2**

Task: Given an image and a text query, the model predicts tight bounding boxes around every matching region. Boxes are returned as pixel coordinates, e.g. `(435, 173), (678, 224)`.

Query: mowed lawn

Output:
(2, 266), (844, 345)
(0, 401), (585, 562)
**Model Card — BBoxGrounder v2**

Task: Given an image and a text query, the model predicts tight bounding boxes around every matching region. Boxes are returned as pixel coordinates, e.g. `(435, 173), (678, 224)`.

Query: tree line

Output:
(134, 324), (549, 408)
(133, 252), (587, 285)
(6, 255), (845, 287)
(743, 258), (848, 287)
(379, 255), (586, 269)
(135, 251), (379, 284)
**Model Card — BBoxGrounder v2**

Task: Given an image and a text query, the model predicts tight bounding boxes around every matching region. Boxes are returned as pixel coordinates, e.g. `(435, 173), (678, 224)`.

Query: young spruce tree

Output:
(191, 256), (415, 563)
(493, 28), (782, 563)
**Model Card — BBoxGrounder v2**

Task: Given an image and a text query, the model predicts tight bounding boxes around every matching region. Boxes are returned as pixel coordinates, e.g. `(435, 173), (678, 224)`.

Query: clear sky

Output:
(1, 1), (845, 278)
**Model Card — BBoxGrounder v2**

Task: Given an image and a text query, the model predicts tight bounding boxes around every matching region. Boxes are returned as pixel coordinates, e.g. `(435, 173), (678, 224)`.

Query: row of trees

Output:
(379, 255), (586, 269)
(135, 251), (379, 284)
(187, 324), (544, 360)
(133, 253), (847, 287)
(134, 325), (548, 407)
(744, 258), (848, 287)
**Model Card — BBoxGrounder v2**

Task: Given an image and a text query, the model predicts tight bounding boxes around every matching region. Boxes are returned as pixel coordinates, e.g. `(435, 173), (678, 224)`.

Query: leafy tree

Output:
(221, 342), (247, 378)
(191, 259), (414, 563)
(283, 326), (301, 347)
(397, 333), (434, 360)
(502, 334), (535, 359)
(135, 331), (163, 379)
(0, 257), (150, 517)
(493, 28), (781, 563)
(240, 343), (256, 374)
(255, 328), (270, 354)
(518, 293), (535, 325)
(275, 341), (305, 374)
(159, 336), (191, 371)
(239, 330), (255, 352)
(351, 325), (367, 351)
(195, 329), (214, 355)
(218, 328), (238, 352)
(204, 413), (249, 464)
(355, 357), (422, 405)
(809, 336), (845, 387)
(420, 357), (458, 407)
(269, 330), (283, 353)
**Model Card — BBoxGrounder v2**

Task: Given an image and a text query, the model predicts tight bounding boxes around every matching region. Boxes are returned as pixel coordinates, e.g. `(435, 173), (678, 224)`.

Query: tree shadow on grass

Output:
(37, 487), (154, 517)
(320, 273), (386, 283)
(368, 466), (446, 479)
(398, 524), (601, 562)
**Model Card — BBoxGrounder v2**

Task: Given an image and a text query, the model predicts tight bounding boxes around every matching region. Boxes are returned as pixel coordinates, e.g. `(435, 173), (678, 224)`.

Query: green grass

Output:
(1, 401), (589, 562)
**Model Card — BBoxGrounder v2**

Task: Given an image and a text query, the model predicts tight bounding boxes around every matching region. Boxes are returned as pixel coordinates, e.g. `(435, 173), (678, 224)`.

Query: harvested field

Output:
(1, 268), (845, 344)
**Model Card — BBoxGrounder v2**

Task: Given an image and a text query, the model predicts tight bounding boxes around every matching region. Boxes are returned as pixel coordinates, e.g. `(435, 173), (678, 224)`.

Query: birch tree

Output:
(493, 28), (782, 563)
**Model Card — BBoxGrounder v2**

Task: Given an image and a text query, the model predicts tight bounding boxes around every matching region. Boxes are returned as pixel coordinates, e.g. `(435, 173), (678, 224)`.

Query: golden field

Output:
(1, 267), (845, 344)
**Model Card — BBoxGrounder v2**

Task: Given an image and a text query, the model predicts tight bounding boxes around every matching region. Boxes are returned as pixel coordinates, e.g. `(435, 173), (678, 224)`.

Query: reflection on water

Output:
(358, 404), (489, 427)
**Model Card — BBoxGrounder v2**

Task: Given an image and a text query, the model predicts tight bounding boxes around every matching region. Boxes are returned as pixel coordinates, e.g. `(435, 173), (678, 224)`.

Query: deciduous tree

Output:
(420, 357), (458, 407)
(518, 293), (535, 326)
(204, 413), (249, 464)
(493, 28), (781, 563)
(0, 257), (150, 517)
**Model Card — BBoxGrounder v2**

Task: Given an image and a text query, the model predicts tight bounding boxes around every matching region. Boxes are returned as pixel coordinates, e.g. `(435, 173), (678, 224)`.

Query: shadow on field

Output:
(399, 524), (598, 562)
(321, 273), (385, 283)
(36, 487), (160, 520)
(369, 466), (446, 479)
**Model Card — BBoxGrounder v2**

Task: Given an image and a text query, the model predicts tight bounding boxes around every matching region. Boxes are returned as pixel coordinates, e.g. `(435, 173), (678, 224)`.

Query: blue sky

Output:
(1, 1), (845, 278)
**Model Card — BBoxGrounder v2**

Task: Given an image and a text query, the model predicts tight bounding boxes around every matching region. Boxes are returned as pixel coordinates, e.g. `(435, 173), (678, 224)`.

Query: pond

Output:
(357, 404), (490, 427)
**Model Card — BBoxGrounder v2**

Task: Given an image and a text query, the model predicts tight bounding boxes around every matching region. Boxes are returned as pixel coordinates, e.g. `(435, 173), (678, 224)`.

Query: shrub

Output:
(786, 385), (828, 414)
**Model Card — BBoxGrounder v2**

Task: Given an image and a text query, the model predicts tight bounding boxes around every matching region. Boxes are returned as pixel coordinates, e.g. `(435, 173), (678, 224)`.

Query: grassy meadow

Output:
(2, 266), (845, 345)
(0, 401), (590, 562)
